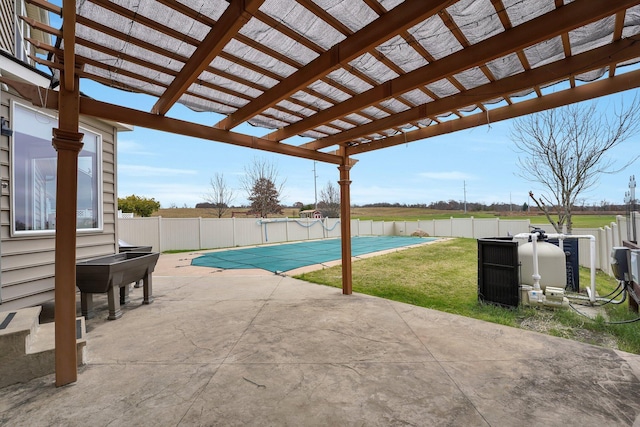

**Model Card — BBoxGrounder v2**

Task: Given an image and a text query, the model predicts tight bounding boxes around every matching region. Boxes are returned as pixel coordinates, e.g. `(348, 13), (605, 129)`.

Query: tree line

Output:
(354, 201), (628, 212)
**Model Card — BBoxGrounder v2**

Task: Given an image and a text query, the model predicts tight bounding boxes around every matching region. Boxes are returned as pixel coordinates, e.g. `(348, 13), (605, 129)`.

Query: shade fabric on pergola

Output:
(4, 0), (640, 387)
(14, 0), (640, 160)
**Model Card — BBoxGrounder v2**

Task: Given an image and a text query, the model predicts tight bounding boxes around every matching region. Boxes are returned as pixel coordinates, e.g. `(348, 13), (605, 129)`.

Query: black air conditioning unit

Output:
(477, 238), (519, 307)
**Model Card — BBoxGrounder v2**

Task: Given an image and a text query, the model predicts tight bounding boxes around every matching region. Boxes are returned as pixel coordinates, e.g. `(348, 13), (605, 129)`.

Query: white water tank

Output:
(519, 240), (566, 290)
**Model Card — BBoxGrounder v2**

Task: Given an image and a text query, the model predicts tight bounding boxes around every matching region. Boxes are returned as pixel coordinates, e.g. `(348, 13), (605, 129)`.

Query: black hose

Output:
(568, 297), (640, 325)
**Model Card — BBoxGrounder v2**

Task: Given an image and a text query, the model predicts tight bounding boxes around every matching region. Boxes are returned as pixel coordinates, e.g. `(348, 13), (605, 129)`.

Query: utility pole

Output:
(313, 161), (318, 210)
(463, 180), (467, 214)
(625, 190), (631, 241)
(631, 175), (637, 242)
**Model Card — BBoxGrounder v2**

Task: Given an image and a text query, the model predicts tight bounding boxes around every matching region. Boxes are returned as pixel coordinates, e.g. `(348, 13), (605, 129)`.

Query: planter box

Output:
(76, 252), (160, 320)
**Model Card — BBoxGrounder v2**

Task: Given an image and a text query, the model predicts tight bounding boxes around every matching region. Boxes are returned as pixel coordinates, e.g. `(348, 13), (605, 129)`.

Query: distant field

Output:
(350, 208), (618, 228)
(151, 207), (619, 229)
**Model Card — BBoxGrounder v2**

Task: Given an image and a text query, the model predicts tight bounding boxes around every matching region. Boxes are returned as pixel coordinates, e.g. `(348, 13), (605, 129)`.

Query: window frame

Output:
(10, 101), (104, 237)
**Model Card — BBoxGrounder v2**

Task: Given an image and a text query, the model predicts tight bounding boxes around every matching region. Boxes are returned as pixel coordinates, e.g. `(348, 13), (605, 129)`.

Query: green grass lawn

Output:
(295, 238), (640, 354)
(514, 215), (618, 229)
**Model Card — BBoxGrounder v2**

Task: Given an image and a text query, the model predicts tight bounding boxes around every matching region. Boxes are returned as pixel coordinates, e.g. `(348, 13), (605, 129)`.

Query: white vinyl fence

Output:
(118, 215), (640, 278)
(118, 216), (532, 253)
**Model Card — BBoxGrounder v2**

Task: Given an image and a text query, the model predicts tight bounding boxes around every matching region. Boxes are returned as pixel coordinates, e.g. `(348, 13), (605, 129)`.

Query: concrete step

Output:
(29, 318), (87, 356)
(0, 307), (87, 388)
(0, 307), (42, 357)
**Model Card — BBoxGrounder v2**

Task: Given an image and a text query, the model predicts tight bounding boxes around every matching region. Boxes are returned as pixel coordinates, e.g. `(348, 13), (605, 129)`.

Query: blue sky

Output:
(94, 77), (639, 209)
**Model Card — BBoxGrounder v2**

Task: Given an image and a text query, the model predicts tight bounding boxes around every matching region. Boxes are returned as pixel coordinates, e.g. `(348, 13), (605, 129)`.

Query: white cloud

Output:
(118, 164), (197, 177)
(117, 139), (156, 156)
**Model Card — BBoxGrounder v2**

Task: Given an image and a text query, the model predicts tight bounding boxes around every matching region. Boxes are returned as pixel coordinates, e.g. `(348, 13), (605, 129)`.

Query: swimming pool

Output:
(191, 236), (437, 273)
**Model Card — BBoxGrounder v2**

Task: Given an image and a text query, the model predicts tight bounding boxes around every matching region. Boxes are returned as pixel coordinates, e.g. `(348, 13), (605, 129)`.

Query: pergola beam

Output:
(214, 0), (452, 131)
(311, 36), (640, 149)
(0, 75), (344, 165)
(285, 0), (637, 145)
(79, 98), (343, 165)
(151, 0), (265, 116)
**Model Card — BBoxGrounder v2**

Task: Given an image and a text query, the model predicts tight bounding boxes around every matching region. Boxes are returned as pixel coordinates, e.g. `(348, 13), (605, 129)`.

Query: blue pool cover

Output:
(191, 236), (437, 273)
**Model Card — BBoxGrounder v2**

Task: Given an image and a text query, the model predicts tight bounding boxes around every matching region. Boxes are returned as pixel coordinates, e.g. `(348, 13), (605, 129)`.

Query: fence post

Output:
(285, 218), (290, 242)
(232, 217), (236, 247)
(604, 226), (613, 275)
(612, 222), (620, 248)
(471, 216), (475, 238)
(157, 216), (162, 252)
(601, 228), (608, 272)
(198, 217), (203, 250)
(616, 215), (625, 243)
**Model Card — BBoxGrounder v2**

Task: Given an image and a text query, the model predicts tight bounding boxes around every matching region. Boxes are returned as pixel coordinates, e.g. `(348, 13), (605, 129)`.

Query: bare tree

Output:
(512, 99), (640, 234)
(203, 173), (235, 218)
(241, 158), (285, 217)
(318, 181), (340, 217)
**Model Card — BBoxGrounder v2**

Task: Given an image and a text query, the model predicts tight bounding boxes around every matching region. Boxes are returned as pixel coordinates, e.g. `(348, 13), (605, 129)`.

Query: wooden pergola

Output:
(3, 0), (640, 386)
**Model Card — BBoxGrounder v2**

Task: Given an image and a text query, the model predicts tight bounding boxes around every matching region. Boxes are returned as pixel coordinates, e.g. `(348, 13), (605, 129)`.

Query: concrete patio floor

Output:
(2, 252), (640, 426)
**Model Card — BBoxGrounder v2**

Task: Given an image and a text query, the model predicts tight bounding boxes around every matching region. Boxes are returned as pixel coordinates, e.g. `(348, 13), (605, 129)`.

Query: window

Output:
(14, 0), (30, 64)
(12, 102), (102, 235)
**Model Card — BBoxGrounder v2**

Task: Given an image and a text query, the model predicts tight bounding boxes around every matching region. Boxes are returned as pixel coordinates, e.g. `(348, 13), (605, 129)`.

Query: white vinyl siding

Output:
(0, 91), (118, 310)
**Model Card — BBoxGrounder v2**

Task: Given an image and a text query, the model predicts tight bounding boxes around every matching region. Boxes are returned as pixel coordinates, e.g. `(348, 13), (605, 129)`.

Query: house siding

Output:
(0, 0), (13, 55)
(0, 91), (119, 311)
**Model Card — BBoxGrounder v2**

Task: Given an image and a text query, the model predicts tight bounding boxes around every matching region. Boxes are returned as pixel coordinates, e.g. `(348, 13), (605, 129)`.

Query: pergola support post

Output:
(338, 155), (353, 295)
(54, 70), (84, 387)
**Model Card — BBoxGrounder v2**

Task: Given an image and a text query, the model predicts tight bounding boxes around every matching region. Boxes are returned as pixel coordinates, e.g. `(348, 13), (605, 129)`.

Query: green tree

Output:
(118, 194), (161, 217)
(241, 158), (285, 217)
(247, 177), (282, 217)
